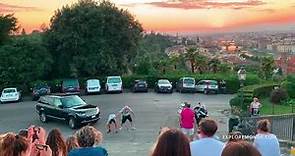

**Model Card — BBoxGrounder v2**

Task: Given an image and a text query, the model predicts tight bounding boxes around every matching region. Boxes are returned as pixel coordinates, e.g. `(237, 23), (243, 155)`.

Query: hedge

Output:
(230, 83), (278, 111)
(240, 83), (278, 98)
(282, 74), (295, 98)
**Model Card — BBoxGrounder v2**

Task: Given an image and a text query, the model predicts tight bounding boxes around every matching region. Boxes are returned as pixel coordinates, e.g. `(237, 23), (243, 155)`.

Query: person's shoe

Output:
(119, 127), (122, 131)
(131, 127), (136, 130)
(107, 130), (111, 134)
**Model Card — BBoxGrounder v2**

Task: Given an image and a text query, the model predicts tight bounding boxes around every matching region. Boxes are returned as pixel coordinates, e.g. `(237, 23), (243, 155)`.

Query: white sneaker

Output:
(131, 127), (136, 130)
(119, 127), (122, 131)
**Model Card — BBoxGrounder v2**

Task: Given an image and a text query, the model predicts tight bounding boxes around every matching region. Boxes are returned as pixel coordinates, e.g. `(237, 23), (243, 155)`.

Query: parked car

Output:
(155, 79), (173, 93)
(105, 76), (123, 93)
(0, 88), (21, 103)
(32, 83), (51, 100)
(176, 77), (196, 93)
(132, 80), (148, 92)
(86, 79), (101, 94)
(36, 95), (100, 129)
(195, 80), (219, 94)
(61, 79), (80, 94)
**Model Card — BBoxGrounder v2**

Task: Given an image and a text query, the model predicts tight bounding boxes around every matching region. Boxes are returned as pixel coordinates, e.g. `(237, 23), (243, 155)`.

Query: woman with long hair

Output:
(46, 129), (67, 156)
(151, 128), (191, 156)
(0, 133), (31, 156)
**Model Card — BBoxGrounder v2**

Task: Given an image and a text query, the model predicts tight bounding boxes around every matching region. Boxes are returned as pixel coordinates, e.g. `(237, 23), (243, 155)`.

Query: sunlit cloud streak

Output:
(121, 0), (266, 10)
(0, 2), (42, 13)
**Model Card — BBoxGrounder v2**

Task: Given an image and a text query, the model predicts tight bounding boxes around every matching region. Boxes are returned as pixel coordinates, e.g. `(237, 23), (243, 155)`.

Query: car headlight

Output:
(96, 107), (100, 114)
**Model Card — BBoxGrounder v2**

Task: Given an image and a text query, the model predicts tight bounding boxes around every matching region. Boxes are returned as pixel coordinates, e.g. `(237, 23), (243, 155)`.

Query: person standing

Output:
(250, 97), (261, 116)
(253, 119), (280, 156)
(117, 105), (136, 130)
(180, 103), (196, 141)
(190, 118), (224, 156)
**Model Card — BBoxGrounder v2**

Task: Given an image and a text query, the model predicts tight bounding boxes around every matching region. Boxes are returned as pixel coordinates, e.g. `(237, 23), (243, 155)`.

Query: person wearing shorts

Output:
(117, 106), (136, 130)
(180, 103), (196, 141)
(106, 113), (118, 134)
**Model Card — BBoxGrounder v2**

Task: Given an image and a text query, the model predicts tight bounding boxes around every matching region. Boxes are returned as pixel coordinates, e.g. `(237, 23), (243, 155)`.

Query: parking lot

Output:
(0, 92), (233, 156)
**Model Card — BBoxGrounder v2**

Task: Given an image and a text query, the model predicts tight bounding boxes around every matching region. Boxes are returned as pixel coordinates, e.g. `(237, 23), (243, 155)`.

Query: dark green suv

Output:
(36, 95), (100, 129)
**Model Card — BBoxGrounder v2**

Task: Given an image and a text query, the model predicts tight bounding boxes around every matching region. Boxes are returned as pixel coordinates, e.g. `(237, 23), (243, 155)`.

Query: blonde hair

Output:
(75, 126), (103, 147)
(257, 119), (270, 132)
(66, 135), (79, 152)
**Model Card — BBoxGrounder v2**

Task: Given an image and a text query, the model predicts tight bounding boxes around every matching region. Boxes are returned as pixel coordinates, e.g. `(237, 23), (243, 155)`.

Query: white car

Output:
(105, 76), (123, 93)
(195, 80), (219, 94)
(0, 88), (21, 103)
(155, 79), (173, 93)
(86, 79), (101, 94)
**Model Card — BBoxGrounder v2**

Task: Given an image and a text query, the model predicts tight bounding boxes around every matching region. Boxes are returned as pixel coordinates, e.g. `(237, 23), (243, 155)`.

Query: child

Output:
(106, 113), (118, 134)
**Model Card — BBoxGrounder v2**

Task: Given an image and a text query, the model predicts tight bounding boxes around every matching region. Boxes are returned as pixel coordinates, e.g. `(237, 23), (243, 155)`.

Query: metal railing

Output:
(241, 114), (295, 141)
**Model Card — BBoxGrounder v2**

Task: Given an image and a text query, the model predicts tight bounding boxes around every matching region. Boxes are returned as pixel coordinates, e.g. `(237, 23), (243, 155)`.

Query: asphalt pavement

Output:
(0, 92), (233, 156)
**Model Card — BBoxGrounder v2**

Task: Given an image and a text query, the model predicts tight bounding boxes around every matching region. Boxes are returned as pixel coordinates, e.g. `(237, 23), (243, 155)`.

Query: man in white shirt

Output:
(190, 118), (224, 156)
(117, 105), (136, 130)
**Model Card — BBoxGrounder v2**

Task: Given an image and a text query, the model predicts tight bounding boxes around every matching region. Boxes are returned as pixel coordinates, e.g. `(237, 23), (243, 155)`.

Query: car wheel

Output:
(68, 117), (77, 129)
(40, 112), (47, 123)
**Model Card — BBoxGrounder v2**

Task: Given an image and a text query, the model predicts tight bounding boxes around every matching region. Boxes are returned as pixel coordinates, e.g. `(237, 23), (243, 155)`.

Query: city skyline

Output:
(0, 0), (295, 33)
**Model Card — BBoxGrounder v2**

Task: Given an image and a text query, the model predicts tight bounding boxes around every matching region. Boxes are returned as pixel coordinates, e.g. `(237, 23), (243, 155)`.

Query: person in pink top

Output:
(180, 102), (196, 141)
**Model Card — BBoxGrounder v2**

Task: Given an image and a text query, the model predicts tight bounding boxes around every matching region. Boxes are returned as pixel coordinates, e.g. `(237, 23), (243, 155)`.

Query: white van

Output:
(86, 79), (101, 94)
(105, 76), (123, 93)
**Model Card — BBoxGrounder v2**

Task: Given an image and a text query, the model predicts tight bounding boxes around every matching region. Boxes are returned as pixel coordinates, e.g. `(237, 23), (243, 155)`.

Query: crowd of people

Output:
(0, 125), (107, 156)
(0, 102), (280, 156)
(151, 118), (281, 156)
(0, 118), (281, 156)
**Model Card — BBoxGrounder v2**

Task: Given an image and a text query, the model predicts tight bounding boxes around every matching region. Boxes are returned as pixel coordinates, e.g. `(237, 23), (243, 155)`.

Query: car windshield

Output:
(3, 89), (16, 93)
(108, 78), (121, 83)
(61, 96), (86, 108)
(63, 80), (79, 87)
(207, 81), (218, 85)
(34, 84), (48, 89)
(136, 80), (146, 84)
(87, 80), (99, 86)
(184, 79), (194, 84)
(158, 80), (170, 84)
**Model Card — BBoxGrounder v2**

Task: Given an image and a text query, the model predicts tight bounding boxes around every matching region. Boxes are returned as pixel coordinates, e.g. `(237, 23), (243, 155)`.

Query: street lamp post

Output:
(237, 66), (247, 114)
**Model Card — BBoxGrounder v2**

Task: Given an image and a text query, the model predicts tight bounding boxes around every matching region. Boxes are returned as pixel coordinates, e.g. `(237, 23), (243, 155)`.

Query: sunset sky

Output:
(1, 0), (295, 33)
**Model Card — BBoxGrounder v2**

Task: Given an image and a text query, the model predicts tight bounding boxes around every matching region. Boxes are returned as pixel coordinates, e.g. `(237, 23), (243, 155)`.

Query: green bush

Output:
(230, 96), (248, 111)
(270, 88), (288, 104)
(240, 83), (277, 98)
(282, 75), (295, 98)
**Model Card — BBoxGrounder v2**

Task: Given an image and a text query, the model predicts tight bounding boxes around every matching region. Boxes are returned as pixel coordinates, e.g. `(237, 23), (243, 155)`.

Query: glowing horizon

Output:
(1, 0), (295, 33)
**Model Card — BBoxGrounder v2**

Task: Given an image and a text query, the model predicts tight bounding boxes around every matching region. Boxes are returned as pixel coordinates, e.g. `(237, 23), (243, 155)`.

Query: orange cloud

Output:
(136, 0), (266, 10)
(0, 2), (42, 13)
